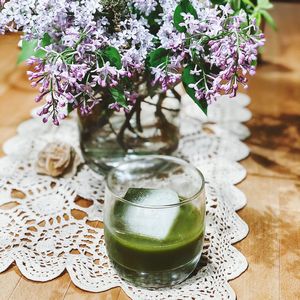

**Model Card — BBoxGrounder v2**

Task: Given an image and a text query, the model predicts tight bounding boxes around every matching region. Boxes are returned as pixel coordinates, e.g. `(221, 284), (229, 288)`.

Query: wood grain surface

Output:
(0, 3), (299, 299)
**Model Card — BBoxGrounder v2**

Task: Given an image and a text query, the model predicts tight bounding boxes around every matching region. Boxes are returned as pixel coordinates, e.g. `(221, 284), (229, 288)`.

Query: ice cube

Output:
(122, 188), (180, 240)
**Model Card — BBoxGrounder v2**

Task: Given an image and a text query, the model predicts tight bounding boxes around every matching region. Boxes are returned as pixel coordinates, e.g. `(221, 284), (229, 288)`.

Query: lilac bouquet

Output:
(0, 0), (265, 126)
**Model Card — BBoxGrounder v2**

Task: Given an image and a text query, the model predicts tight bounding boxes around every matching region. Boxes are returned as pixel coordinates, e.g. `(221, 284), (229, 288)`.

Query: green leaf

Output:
(148, 48), (170, 68)
(109, 88), (128, 108)
(255, 12), (262, 27)
(102, 46), (122, 69)
(17, 40), (38, 64)
(251, 59), (258, 67)
(231, 0), (242, 11)
(40, 33), (51, 48)
(147, 3), (163, 35)
(241, 0), (255, 8)
(17, 33), (51, 64)
(260, 10), (276, 29)
(210, 0), (227, 5)
(257, 0), (273, 10)
(67, 103), (74, 114)
(182, 65), (208, 115)
(174, 0), (198, 33)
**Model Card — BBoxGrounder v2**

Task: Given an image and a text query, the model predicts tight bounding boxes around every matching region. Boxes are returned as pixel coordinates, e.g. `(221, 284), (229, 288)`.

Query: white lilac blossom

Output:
(0, 0), (265, 124)
(132, 0), (158, 16)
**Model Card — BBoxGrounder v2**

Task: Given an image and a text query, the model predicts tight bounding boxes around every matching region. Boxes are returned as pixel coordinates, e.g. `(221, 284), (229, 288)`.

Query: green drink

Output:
(104, 156), (206, 288)
(105, 188), (205, 287)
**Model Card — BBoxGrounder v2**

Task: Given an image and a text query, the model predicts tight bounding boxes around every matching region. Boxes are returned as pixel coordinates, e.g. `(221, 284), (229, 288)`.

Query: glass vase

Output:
(78, 87), (181, 174)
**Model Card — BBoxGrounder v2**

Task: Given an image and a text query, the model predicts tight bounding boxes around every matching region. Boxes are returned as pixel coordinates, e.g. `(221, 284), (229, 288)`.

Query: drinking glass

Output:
(104, 156), (206, 288)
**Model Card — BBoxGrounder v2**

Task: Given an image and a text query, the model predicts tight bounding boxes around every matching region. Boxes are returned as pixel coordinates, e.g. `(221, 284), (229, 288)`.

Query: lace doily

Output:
(0, 93), (251, 299)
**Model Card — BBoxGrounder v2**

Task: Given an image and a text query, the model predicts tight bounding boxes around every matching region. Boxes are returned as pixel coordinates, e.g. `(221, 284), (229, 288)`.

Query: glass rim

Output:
(105, 155), (205, 210)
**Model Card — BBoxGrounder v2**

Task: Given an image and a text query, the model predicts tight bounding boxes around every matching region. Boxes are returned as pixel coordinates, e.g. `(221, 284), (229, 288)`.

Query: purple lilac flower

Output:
(0, 0), (265, 124)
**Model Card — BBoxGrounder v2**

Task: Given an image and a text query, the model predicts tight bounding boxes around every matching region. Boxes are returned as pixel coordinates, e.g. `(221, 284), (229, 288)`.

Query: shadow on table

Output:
(239, 206), (300, 280)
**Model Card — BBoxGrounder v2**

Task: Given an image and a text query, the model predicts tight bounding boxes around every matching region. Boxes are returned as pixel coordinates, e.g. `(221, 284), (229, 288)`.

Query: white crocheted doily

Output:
(0, 93), (251, 299)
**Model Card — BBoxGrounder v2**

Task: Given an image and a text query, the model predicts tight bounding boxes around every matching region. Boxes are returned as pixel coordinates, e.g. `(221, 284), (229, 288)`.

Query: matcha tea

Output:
(104, 188), (205, 287)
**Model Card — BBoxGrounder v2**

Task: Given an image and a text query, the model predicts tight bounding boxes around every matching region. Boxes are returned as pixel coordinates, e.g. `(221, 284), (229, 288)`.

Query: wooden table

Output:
(0, 3), (299, 299)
